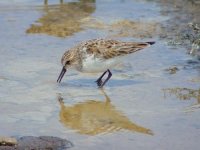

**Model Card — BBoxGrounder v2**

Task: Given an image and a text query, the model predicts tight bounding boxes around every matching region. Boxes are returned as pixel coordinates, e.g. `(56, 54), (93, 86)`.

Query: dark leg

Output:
(99, 69), (112, 88)
(96, 69), (112, 88)
(95, 70), (108, 86)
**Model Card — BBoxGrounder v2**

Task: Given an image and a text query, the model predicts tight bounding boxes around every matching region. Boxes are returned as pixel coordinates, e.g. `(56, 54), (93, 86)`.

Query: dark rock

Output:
(0, 136), (73, 150)
(17, 136), (73, 150)
(165, 66), (179, 74)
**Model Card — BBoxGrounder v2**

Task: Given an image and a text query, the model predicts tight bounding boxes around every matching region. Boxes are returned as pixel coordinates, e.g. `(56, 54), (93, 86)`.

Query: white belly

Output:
(81, 55), (121, 73)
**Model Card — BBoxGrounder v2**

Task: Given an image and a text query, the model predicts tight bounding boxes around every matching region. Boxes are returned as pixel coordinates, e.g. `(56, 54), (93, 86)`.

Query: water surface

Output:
(0, 0), (200, 150)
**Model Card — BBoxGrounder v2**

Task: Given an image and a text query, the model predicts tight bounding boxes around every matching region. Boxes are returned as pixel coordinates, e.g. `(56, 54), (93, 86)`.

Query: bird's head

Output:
(57, 50), (79, 83)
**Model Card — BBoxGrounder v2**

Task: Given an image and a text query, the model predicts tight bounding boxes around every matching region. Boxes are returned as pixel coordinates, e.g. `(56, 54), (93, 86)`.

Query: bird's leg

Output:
(95, 70), (108, 86)
(98, 69), (112, 88)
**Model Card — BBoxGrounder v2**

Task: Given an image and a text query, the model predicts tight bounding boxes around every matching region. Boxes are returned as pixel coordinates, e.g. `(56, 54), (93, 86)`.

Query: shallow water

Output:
(0, 0), (200, 150)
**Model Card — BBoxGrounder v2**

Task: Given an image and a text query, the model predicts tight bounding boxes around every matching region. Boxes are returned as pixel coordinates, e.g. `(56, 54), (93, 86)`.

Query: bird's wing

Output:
(84, 39), (153, 59)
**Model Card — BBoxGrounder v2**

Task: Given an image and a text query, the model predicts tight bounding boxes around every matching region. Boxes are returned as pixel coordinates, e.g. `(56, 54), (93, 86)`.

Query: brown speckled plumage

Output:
(57, 39), (155, 87)
(61, 39), (152, 64)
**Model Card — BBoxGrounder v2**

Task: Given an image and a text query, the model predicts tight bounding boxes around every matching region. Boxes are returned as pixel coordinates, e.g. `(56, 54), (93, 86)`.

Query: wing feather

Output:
(83, 39), (152, 59)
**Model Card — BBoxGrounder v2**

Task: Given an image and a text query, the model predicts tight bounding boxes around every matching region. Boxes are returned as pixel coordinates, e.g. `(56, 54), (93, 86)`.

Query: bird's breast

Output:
(80, 54), (121, 73)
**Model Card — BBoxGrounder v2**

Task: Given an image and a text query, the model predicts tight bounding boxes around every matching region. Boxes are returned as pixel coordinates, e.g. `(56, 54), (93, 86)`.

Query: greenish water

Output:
(0, 0), (200, 150)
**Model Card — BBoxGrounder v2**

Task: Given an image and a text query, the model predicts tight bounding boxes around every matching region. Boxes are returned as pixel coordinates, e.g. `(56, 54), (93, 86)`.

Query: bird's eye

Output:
(65, 61), (70, 65)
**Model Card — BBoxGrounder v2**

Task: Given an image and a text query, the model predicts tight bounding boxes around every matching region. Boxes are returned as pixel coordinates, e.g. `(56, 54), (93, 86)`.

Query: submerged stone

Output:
(0, 136), (73, 150)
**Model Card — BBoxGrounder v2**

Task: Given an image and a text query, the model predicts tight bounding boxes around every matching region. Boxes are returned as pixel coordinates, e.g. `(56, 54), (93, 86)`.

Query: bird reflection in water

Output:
(27, 0), (96, 37)
(58, 90), (153, 136)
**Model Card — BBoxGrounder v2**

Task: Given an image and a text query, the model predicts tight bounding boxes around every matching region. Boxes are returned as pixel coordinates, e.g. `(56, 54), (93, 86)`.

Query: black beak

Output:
(57, 67), (67, 83)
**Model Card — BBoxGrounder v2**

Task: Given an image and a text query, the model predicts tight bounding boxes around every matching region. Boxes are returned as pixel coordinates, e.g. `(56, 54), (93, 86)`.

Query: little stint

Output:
(57, 39), (155, 88)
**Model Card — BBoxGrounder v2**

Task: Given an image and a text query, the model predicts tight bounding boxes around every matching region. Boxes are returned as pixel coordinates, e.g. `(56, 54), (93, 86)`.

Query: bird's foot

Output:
(95, 79), (103, 87)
